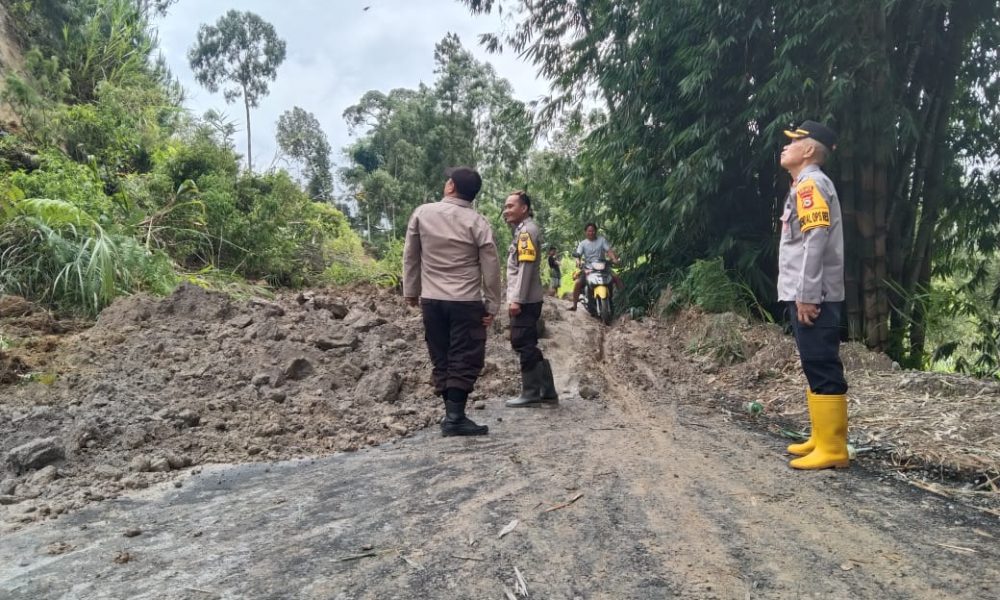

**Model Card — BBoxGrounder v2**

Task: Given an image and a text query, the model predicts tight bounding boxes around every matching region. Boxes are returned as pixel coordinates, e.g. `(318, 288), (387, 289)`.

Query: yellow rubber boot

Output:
(789, 393), (850, 470)
(786, 389), (816, 456)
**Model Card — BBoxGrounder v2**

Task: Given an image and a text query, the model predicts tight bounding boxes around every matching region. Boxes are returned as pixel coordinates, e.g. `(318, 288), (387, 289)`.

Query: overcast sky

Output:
(156, 0), (548, 172)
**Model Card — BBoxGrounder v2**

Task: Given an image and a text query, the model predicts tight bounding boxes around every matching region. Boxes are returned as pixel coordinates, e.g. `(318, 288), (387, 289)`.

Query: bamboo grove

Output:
(464, 0), (1000, 371)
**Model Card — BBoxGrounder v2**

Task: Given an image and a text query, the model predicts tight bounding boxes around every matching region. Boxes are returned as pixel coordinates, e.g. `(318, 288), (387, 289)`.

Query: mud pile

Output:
(0, 284), (519, 529)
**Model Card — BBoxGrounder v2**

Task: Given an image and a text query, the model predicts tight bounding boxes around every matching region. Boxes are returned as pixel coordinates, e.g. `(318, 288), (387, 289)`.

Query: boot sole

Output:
(440, 429), (489, 436)
(789, 459), (850, 470)
(505, 400), (559, 408)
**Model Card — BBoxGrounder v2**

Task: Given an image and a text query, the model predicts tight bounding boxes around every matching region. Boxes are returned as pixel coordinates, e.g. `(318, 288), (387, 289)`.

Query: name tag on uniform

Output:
(517, 232), (537, 262)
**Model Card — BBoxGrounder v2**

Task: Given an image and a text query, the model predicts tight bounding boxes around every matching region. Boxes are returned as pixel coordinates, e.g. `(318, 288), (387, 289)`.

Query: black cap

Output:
(784, 120), (838, 151)
(444, 166), (482, 201)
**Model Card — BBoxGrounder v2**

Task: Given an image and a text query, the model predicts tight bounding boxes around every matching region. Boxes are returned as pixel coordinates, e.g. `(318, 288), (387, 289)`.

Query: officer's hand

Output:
(482, 313), (495, 327)
(509, 302), (522, 317)
(796, 301), (821, 326)
(404, 297), (418, 307)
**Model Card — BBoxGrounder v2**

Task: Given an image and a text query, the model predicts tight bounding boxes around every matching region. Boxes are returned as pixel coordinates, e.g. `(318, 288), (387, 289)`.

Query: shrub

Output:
(0, 192), (176, 315)
(676, 257), (742, 314)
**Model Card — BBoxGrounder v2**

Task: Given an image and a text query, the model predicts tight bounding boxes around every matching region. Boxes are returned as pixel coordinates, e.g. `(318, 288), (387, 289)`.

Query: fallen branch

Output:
(905, 479), (951, 498)
(544, 493), (584, 513)
(934, 542), (977, 554)
(451, 554), (485, 562)
(337, 551), (379, 562)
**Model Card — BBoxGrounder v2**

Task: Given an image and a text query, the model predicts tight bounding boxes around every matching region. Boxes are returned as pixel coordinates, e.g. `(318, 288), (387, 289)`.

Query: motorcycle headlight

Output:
(591, 261), (606, 270)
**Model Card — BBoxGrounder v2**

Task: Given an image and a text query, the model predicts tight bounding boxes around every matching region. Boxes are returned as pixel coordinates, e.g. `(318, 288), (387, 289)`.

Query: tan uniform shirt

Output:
(506, 217), (545, 304)
(403, 196), (502, 315)
(777, 164), (845, 303)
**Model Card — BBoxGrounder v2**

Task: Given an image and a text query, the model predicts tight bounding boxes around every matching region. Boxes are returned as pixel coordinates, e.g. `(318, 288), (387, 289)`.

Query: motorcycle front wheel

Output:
(596, 296), (613, 325)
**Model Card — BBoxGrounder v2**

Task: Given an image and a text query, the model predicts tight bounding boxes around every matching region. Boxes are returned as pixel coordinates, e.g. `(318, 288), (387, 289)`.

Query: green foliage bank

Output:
(0, 0), (365, 315)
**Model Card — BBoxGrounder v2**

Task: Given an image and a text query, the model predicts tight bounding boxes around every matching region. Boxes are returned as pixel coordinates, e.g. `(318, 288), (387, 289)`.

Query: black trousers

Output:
(788, 301), (848, 395)
(421, 299), (487, 393)
(510, 302), (544, 371)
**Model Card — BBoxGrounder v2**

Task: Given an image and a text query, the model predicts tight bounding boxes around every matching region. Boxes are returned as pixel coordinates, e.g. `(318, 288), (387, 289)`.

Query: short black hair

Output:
(510, 190), (532, 209)
(510, 190), (533, 216)
(584, 222), (598, 231)
(444, 166), (483, 200)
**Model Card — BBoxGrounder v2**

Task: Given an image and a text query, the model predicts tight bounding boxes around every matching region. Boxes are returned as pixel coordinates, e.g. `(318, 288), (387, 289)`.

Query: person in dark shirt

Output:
(546, 246), (561, 297)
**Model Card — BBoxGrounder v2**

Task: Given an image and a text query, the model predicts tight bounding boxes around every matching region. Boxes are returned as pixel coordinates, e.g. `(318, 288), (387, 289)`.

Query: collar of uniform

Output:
(795, 163), (823, 184)
(511, 217), (532, 232)
(441, 196), (473, 208)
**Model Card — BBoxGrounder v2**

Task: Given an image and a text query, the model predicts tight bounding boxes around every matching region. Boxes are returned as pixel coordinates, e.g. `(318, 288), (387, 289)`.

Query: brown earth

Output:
(0, 284), (521, 529)
(1, 288), (998, 598)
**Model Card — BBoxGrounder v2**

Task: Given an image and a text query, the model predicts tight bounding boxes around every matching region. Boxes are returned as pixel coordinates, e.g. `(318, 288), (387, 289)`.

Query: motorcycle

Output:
(574, 255), (615, 325)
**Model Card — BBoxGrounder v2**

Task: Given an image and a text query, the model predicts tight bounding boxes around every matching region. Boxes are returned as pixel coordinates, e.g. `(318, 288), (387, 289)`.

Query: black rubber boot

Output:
(441, 388), (488, 436)
(539, 359), (560, 404)
(506, 362), (544, 407)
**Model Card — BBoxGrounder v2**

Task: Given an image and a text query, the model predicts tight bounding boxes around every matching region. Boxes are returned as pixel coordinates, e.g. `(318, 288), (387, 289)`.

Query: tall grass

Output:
(0, 196), (175, 315)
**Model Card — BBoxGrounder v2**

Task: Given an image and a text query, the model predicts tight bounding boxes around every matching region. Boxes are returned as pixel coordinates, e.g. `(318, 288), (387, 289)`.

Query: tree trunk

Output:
(244, 94), (253, 171)
(838, 137), (864, 340)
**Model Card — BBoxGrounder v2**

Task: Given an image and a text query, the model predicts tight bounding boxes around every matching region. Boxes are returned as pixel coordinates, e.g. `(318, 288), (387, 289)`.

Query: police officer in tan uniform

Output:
(403, 167), (502, 436)
(778, 121), (850, 470)
(502, 191), (559, 407)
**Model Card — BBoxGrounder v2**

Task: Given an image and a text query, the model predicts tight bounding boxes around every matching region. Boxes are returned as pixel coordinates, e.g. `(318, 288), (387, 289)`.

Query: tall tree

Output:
(340, 35), (533, 244)
(188, 10), (286, 170)
(276, 107), (334, 202)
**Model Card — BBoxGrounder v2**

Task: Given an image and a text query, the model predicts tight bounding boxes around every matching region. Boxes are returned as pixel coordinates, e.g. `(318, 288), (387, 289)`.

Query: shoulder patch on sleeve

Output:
(517, 231), (537, 262)
(796, 179), (830, 233)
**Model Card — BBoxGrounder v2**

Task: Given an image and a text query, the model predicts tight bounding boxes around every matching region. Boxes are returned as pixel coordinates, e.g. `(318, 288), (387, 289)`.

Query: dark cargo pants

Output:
(421, 299), (487, 394)
(789, 301), (848, 395)
(510, 302), (544, 371)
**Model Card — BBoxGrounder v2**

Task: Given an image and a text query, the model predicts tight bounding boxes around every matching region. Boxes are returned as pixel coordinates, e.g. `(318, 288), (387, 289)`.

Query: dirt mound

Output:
(94, 283), (238, 329)
(0, 284), (519, 530)
(609, 307), (1000, 505)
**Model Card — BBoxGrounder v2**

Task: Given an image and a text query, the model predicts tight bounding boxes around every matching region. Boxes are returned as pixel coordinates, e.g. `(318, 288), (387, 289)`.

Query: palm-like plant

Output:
(0, 193), (174, 315)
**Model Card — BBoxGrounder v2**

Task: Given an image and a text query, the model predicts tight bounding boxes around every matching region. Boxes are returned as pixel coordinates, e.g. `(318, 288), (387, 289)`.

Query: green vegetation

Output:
(188, 9), (286, 171)
(1, 1), (998, 378)
(0, 0), (365, 315)
(340, 33), (534, 253)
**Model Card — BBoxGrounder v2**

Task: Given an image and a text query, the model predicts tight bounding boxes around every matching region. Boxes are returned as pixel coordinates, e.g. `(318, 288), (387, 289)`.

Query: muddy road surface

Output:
(2, 298), (999, 599)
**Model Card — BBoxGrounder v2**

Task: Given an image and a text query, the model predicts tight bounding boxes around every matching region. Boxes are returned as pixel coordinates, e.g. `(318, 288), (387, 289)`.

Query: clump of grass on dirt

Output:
(686, 311), (753, 366)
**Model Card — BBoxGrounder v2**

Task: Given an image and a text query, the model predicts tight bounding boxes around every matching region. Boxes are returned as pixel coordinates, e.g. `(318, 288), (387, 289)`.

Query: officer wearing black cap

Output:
(778, 120), (850, 470)
(501, 190), (559, 407)
(403, 166), (502, 436)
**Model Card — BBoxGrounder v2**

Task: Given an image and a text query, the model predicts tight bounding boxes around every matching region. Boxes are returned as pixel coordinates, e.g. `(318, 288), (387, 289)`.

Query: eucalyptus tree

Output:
(276, 107), (334, 202)
(188, 10), (286, 170)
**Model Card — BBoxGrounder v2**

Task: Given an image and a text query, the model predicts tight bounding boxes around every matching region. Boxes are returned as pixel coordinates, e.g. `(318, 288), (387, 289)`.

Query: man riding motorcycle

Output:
(568, 223), (622, 312)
